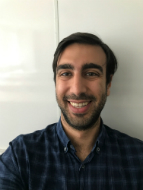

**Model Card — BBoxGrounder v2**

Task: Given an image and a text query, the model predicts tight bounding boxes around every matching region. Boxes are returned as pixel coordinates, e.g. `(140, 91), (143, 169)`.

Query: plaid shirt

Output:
(0, 118), (143, 190)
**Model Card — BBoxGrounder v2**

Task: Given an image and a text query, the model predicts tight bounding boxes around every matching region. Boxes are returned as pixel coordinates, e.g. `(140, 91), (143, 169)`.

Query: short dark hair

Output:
(52, 32), (117, 84)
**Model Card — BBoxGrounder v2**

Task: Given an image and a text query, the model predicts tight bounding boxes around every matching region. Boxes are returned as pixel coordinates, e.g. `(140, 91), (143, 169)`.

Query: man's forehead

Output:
(57, 43), (107, 69)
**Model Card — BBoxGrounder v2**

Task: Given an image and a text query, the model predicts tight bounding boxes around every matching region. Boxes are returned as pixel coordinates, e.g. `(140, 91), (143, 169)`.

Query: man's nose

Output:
(69, 74), (87, 96)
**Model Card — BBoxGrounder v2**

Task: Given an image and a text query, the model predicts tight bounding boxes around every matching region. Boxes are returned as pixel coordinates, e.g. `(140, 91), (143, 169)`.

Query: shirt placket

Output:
(79, 163), (86, 190)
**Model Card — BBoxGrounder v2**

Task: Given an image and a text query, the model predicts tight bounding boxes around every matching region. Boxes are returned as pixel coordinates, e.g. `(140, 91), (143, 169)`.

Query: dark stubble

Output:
(56, 92), (107, 131)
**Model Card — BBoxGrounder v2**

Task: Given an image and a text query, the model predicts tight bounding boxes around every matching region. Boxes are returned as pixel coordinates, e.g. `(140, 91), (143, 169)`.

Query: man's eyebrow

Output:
(82, 63), (103, 73)
(56, 64), (74, 72)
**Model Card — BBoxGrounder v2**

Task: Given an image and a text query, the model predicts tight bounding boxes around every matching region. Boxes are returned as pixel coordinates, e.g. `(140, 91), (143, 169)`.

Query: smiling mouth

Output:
(69, 101), (90, 108)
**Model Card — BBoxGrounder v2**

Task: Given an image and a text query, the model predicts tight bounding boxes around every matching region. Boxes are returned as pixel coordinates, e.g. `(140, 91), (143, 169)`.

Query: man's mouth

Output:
(69, 101), (90, 108)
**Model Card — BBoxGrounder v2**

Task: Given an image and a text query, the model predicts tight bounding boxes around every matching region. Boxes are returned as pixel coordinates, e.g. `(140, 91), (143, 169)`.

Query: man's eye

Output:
(61, 72), (71, 76)
(86, 72), (99, 76)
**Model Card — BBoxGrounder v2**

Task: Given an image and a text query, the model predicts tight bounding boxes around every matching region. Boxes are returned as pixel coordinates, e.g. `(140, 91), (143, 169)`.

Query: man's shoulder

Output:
(104, 124), (143, 148)
(11, 122), (58, 148)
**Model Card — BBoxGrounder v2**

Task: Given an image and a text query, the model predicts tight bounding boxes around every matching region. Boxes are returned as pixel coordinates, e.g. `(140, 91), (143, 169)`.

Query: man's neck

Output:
(61, 115), (101, 162)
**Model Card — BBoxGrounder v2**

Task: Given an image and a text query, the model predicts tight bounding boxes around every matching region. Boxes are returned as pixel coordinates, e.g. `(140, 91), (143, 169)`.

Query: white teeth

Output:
(70, 102), (89, 108)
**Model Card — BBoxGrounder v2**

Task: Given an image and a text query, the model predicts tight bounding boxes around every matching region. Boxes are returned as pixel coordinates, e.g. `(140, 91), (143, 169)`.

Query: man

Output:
(0, 32), (143, 190)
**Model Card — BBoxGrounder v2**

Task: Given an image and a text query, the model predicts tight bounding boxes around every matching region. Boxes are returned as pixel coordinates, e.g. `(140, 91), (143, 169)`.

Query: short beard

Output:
(56, 92), (107, 131)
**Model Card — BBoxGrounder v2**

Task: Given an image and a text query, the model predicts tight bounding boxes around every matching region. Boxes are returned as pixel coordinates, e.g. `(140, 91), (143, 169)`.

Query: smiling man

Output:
(55, 43), (111, 161)
(0, 33), (143, 190)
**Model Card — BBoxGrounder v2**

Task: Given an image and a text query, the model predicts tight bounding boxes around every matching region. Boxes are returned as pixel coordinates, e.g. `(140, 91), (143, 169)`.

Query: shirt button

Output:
(81, 165), (85, 169)
(96, 147), (100, 153)
(64, 147), (67, 152)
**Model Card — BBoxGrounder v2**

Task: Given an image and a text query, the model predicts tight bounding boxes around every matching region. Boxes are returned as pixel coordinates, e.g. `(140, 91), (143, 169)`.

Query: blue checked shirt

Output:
(0, 118), (143, 190)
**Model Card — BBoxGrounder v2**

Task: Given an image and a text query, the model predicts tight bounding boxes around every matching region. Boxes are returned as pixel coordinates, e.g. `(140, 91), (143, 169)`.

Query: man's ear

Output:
(107, 75), (113, 96)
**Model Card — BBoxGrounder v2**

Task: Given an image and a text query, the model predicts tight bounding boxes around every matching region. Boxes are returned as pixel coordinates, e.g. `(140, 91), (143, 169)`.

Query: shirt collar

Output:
(56, 117), (70, 148)
(56, 117), (106, 150)
(91, 118), (106, 152)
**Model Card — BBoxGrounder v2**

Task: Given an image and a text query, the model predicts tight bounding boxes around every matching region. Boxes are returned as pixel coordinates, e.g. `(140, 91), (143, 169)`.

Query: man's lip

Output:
(67, 101), (92, 114)
(67, 100), (91, 103)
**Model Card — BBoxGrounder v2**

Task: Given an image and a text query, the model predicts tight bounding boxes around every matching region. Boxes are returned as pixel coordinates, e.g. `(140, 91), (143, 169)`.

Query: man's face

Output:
(56, 43), (111, 130)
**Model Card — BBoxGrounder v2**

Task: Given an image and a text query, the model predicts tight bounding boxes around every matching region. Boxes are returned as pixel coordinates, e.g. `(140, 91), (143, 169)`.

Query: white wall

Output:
(0, 0), (143, 153)
(0, 0), (59, 153)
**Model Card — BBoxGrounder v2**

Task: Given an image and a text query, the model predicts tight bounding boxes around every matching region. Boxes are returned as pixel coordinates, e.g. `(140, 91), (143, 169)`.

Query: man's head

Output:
(53, 32), (117, 131)
(53, 32), (117, 85)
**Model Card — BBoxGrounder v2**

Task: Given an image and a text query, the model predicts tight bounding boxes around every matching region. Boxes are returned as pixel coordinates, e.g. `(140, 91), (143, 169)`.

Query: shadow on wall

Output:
(102, 44), (143, 140)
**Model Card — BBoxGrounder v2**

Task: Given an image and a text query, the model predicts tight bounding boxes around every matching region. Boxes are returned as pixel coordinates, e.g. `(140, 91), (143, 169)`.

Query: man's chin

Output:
(61, 112), (99, 130)
(72, 113), (86, 117)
